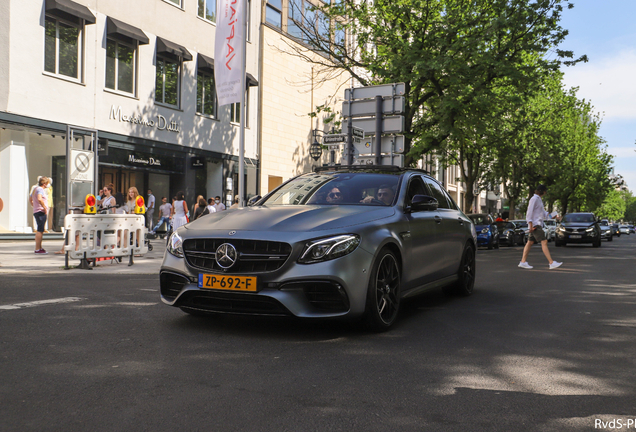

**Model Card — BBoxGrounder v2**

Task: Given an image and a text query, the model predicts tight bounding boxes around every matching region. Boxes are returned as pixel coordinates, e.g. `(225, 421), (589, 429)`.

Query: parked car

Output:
(510, 220), (530, 245)
(611, 223), (621, 237)
(468, 214), (500, 249)
(494, 221), (526, 246)
(619, 224), (631, 235)
(543, 219), (557, 241)
(160, 166), (477, 331)
(555, 212), (602, 247)
(599, 219), (613, 241)
(629, 225), (635, 234)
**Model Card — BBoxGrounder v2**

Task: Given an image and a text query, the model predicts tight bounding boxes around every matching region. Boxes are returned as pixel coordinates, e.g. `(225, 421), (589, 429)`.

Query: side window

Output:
(424, 178), (451, 209)
(405, 176), (427, 206)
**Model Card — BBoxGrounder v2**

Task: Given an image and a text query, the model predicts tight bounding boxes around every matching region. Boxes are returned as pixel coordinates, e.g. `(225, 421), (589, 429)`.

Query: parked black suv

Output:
(555, 213), (602, 247)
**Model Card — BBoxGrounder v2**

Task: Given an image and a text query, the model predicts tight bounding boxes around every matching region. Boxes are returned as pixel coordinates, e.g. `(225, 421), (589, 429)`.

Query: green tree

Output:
(596, 190), (626, 221)
(289, 0), (585, 172)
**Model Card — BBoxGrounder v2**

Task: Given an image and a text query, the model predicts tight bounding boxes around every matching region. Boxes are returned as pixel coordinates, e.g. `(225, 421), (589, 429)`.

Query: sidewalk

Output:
(0, 239), (166, 274)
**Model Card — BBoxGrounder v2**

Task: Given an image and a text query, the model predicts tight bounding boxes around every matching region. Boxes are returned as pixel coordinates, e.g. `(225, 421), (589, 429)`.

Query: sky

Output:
(559, 0), (636, 193)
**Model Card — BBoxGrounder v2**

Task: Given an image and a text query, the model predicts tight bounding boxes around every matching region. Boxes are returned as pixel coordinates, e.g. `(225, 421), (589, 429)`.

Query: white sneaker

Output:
(518, 261), (533, 269)
(549, 261), (562, 269)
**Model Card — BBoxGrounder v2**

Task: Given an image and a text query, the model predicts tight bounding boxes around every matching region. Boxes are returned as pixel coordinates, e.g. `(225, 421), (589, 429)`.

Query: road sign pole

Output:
(375, 95), (382, 165)
(347, 95), (353, 165)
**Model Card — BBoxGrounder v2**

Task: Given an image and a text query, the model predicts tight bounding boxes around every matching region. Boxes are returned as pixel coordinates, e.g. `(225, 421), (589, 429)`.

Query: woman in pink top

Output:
(30, 176), (50, 254)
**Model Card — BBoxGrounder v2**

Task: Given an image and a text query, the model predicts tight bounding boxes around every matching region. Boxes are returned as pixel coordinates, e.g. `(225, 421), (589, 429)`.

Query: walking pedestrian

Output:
(151, 197), (172, 234)
(30, 176), (49, 254)
(518, 184), (562, 270)
(146, 189), (155, 228)
(171, 191), (189, 231)
(212, 195), (226, 212)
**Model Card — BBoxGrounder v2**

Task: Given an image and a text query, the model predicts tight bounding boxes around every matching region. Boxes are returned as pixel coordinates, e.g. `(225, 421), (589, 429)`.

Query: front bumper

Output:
(600, 230), (612, 239)
(476, 233), (493, 247)
(556, 231), (599, 243)
(160, 245), (375, 319)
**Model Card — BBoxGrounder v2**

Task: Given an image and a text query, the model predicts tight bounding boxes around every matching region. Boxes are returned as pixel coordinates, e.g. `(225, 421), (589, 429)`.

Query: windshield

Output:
(469, 215), (491, 225)
(600, 220), (609, 226)
(511, 220), (528, 228)
(260, 173), (400, 206)
(563, 214), (595, 223)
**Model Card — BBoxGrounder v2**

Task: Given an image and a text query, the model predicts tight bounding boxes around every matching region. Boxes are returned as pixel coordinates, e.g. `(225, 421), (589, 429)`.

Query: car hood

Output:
(184, 205), (395, 232)
(561, 222), (596, 229)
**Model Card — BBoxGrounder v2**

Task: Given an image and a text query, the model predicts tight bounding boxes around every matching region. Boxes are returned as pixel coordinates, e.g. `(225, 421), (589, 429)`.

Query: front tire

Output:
(608, 235), (613, 242)
(593, 239), (601, 248)
(365, 249), (401, 332)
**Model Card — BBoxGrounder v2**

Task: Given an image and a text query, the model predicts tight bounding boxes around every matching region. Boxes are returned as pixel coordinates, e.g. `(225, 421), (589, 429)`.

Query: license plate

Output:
(569, 235), (581, 239)
(198, 274), (257, 292)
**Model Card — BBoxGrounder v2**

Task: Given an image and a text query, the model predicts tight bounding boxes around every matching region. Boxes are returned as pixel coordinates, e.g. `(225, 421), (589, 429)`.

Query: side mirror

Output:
(247, 195), (261, 206)
(411, 195), (438, 212)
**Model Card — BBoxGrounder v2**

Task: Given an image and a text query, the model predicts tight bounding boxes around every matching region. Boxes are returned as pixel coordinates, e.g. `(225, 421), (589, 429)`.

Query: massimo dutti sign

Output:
(109, 105), (181, 133)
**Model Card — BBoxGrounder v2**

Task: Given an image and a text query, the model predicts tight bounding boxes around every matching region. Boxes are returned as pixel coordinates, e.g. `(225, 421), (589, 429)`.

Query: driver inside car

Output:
(361, 184), (395, 205)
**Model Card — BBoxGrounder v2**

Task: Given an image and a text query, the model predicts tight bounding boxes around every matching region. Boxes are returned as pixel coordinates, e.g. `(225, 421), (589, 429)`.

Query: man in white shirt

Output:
(146, 189), (156, 229)
(519, 184), (562, 270)
(212, 195), (226, 212)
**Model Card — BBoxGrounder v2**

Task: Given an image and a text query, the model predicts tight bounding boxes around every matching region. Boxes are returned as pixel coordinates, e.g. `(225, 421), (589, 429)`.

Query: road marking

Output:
(0, 297), (84, 311)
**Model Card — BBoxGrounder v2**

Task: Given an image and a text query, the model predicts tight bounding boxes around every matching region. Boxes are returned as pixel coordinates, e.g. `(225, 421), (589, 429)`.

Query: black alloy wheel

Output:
(365, 249), (401, 331)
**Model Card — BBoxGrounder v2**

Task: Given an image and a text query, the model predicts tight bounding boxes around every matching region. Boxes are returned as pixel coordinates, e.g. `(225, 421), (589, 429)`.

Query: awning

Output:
(246, 73), (259, 87)
(197, 53), (215, 73)
(106, 17), (149, 45)
(156, 37), (192, 61)
(45, 0), (96, 25)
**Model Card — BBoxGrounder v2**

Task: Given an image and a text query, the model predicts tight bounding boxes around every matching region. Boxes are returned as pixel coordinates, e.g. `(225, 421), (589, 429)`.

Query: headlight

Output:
(167, 232), (184, 258)
(298, 234), (360, 264)
(481, 228), (489, 234)
(586, 227), (594, 232)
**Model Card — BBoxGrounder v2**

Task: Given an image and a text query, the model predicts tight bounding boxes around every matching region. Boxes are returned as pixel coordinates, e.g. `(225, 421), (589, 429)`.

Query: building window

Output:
(198, 0), (216, 22)
(156, 57), (180, 106)
(164, 0), (183, 7)
(105, 39), (136, 94)
(266, 0), (282, 28)
(44, 16), (81, 79)
(197, 71), (217, 117)
(230, 89), (248, 126)
(287, 0), (331, 50)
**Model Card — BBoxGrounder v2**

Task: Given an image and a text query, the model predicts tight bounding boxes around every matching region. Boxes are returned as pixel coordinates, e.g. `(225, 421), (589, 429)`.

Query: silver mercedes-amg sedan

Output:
(160, 166), (477, 331)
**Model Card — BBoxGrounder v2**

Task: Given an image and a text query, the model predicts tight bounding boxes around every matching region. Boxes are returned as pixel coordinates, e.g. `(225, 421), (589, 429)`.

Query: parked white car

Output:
(543, 219), (557, 241)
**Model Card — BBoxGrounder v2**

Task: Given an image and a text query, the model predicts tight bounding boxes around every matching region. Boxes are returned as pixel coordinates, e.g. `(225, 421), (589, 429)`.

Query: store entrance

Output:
(99, 167), (144, 196)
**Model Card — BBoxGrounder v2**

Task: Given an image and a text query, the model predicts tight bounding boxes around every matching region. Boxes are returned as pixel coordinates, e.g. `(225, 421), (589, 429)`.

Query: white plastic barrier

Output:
(63, 214), (148, 261)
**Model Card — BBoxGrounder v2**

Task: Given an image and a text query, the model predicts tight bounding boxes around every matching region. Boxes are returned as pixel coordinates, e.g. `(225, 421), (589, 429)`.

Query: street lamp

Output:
(310, 130), (323, 161)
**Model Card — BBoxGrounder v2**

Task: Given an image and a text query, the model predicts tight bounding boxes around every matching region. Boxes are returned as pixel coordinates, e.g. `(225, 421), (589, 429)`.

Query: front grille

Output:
(183, 239), (292, 274)
(565, 228), (587, 233)
(160, 272), (190, 300)
(176, 290), (290, 316)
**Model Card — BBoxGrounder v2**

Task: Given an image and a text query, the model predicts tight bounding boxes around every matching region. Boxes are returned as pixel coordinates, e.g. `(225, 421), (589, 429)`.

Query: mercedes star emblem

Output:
(215, 243), (237, 269)
(229, 231), (236, 235)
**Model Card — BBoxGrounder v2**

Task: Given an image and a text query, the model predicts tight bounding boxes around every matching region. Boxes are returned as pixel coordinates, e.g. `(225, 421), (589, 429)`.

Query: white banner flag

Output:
(215, 0), (244, 106)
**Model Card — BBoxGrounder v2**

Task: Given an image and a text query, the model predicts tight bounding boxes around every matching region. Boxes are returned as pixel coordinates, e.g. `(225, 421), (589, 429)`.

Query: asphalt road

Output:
(1, 236), (635, 431)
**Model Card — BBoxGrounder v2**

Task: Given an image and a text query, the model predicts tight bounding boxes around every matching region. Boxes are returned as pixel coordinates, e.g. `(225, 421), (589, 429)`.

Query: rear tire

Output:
(365, 249), (401, 332)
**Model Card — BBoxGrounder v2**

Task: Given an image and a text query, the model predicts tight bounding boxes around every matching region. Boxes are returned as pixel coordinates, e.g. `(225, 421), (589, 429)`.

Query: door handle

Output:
(458, 218), (464, 225)
(434, 216), (442, 224)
